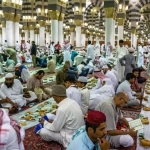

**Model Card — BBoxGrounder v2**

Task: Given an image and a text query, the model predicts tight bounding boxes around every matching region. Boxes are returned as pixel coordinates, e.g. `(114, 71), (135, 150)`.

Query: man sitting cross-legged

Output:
(95, 92), (136, 148)
(35, 85), (84, 148)
(1, 73), (37, 112)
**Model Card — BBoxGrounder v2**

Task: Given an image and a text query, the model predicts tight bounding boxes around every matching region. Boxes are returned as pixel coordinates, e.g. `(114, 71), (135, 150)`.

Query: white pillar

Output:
(6, 21), (14, 47)
(112, 20), (115, 48)
(0, 33), (2, 44)
(58, 21), (63, 44)
(76, 26), (81, 47)
(19, 33), (21, 42)
(39, 27), (45, 47)
(105, 18), (114, 46)
(118, 26), (124, 45)
(90, 35), (93, 42)
(25, 30), (28, 42)
(70, 32), (75, 46)
(131, 33), (135, 48)
(35, 34), (38, 45)
(14, 22), (19, 43)
(81, 33), (86, 47)
(30, 30), (34, 43)
(37, 34), (40, 45)
(2, 27), (6, 44)
(46, 32), (50, 44)
(66, 35), (69, 41)
(51, 20), (58, 44)
(134, 35), (137, 49)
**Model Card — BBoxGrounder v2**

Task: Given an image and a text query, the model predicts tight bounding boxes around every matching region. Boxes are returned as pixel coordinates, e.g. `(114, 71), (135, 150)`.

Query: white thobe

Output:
(106, 46), (111, 58)
(116, 46), (128, 82)
(111, 69), (119, 82)
(86, 60), (94, 73)
(40, 98), (84, 148)
(21, 68), (30, 82)
(91, 78), (102, 91)
(116, 80), (139, 106)
(77, 64), (84, 74)
(66, 85), (81, 106)
(79, 87), (90, 115)
(50, 44), (55, 54)
(26, 43), (31, 52)
(105, 70), (118, 89)
(86, 44), (95, 60)
(3, 42), (8, 50)
(1, 79), (36, 108)
(95, 43), (100, 56)
(15, 43), (20, 51)
(137, 46), (144, 68)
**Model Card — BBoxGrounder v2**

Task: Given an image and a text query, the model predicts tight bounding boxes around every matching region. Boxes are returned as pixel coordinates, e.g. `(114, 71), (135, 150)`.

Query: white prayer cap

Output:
(102, 65), (108, 69)
(5, 73), (14, 78)
(15, 63), (21, 67)
(94, 68), (100, 72)
(128, 48), (135, 52)
(78, 76), (88, 83)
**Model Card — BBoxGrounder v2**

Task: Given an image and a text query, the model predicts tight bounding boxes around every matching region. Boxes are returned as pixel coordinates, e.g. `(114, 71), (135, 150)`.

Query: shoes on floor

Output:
(35, 123), (43, 134)
(141, 117), (149, 124)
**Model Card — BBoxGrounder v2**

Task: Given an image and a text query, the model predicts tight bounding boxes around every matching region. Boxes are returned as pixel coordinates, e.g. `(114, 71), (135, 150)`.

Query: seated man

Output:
(131, 68), (141, 92)
(15, 63), (30, 83)
(65, 76), (81, 106)
(5, 57), (15, 72)
(0, 108), (25, 149)
(67, 110), (109, 150)
(77, 62), (89, 77)
(47, 55), (56, 73)
(116, 73), (142, 107)
(27, 70), (51, 101)
(95, 92), (136, 148)
(56, 64), (69, 85)
(35, 85), (84, 148)
(40, 54), (48, 68)
(102, 65), (118, 90)
(1, 73), (37, 110)
(77, 76), (90, 115)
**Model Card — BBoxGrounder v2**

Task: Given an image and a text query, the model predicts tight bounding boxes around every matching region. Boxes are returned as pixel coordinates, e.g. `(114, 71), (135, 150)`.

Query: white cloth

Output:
(86, 60), (94, 73)
(116, 80), (140, 106)
(80, 87), (90, 115)
(50, 44), (55, 54)
(3, 42), (8, 50)
(21, 68), (30, 82)
(39, 98), (84, 148)
(105, 70), (118, 89)
(137, 45), (144, 68)
(91, 78), (102, 91)
(77, 64), (84, 74)
(66, 86), (81, 106)
(86, 44), (95, 60)
(15, 43), (20, 51)
(95, 41), (100, 56)
(106, 46), (111, 58)
(111, 69), (119, 81)
(26, 43), (30, 51)
(1, 79), (36, 108)
(116, 46), (128, 82)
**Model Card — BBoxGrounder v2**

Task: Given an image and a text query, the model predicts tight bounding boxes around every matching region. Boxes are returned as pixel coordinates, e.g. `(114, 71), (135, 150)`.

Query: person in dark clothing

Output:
(31, 41), (37, 67)
(137, 67), (147, 83)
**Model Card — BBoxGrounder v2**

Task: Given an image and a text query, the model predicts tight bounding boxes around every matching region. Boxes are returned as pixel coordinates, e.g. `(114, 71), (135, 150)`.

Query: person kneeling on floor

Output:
(35, 85), (84, 148)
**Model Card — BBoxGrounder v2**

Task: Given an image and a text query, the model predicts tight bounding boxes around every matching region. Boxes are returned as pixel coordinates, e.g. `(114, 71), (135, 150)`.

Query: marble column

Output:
(58, 13), (64, 44)
(34, 30), (38, 45)
(104, 8), (115, 46)
(90, 35), (93, 42)
(131, 29), (136, 48)
(2, 22), (6, 44)
(46, 30), (50, 44)
(49, 10), (59, 44)
(39, 20), (45, 47)
(0, 30), (2, 44)
(24, 30), (29, 42)
(37, 33), (40, 45)
(14, 14), (21, 43)
(75, 26), (81, 47)
(70, 27), (75, 46)
(117, 18), (124, 45)
(29, 26), (35, 43)
(81, 29), (86, 47)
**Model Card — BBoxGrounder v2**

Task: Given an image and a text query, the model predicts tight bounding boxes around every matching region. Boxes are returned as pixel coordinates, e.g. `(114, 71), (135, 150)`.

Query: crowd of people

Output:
(0, 38), (149, 150)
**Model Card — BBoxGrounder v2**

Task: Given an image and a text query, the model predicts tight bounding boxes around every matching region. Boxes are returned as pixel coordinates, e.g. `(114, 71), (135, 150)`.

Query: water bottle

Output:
(18, 105), (22, 112)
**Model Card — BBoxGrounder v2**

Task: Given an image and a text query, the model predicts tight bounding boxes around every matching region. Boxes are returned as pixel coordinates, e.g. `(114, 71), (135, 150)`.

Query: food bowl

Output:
(19, 120), (27, 126)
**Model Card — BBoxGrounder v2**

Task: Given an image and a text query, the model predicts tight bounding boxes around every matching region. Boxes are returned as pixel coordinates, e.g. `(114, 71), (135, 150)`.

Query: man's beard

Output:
(5, 82), (13, 88)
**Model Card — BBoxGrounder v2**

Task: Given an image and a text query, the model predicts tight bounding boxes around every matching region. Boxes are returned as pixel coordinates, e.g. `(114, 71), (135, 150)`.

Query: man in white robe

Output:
(26, 41), (31, 52)
(116, 73), (143, 107)
(65, 76), (81, 106)
(137, 43), (144, 68)
(35, 85), (84, 148)
(94, 41), (100, 56)
(50, 42), (55, 54)
(86, 41), (95, 60)
(116, 40), (128, 82)
(1, 73), (37, 109)
(15, 41), (20, 51)
(3, 40), (8, 50)
(102, 65), (118, 90)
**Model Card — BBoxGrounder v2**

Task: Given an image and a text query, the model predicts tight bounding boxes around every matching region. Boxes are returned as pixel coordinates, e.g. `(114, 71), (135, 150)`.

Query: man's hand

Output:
(128, 129), (137, 137)
(6, 98), (18, 109)
(98, 138), (110, 150)
(23, 92), (31, 98)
